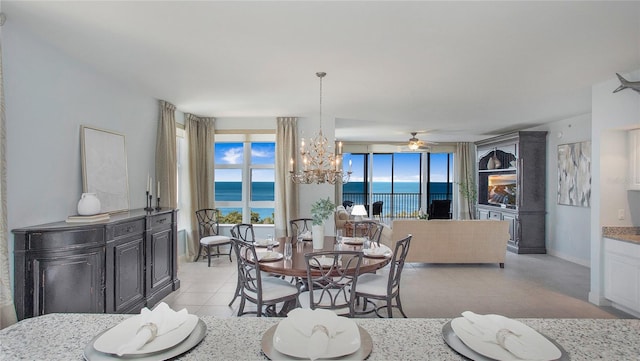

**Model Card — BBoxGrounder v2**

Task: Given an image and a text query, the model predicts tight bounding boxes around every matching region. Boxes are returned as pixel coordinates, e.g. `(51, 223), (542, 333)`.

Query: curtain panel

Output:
(0, 38), (17, 329)
(156, 100), (178, 209)
(274, 117), (299, 237)
(455, 142), (476, 219)
(185, 114), (215, 260)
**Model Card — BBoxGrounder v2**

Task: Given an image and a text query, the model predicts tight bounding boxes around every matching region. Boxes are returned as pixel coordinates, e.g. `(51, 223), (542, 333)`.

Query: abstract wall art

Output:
(558, 141), (591, 207)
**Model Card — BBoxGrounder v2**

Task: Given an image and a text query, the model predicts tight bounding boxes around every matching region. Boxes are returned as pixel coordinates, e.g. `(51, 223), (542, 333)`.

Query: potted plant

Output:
(310, 197), (336, 249)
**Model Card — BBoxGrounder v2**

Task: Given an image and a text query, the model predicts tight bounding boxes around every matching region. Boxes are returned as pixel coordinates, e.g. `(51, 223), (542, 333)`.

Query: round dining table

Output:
(256, 236), (392, 278)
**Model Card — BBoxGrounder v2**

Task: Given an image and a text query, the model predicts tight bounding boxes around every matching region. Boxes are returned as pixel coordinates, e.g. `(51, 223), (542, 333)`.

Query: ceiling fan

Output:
(407, 132), (433, 151)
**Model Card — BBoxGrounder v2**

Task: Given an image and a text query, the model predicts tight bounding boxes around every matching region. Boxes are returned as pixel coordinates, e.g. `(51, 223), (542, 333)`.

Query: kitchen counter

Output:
(1, 313), (639, 360)
(603, 226), (640, 244)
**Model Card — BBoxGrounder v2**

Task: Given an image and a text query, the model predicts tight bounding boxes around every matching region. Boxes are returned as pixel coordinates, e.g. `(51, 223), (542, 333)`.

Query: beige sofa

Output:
(389, 220), (509, 267)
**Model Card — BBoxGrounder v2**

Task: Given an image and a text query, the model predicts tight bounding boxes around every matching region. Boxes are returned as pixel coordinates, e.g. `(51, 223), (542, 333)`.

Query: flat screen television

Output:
(487, 174), (517, 208)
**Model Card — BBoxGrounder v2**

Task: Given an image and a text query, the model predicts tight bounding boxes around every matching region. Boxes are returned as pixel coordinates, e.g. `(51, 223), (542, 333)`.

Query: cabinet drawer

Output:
(489, 212), (502, 220)
(113, 220), (145, 238)
(151, 213), (172, 229)
(28, 228), (104, 250)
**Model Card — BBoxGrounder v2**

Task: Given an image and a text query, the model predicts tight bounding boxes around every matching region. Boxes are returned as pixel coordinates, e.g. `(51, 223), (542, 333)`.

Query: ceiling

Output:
(4, 1), (640, 144)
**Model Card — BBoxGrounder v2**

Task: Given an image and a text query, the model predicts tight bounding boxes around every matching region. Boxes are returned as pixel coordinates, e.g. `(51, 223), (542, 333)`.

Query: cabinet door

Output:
(501, 213), (518, 245)
(32, 248), (104, 316)
(629, 129), (640, 190)
(113, 236), (145, 313)
(604, 252), (640, 310)
(147, 228), (173, 296)
(477, 209), (490, 220)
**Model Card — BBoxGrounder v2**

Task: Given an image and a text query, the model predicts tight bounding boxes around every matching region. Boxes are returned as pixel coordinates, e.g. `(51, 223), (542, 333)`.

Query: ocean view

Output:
(215, 181), (452, 220)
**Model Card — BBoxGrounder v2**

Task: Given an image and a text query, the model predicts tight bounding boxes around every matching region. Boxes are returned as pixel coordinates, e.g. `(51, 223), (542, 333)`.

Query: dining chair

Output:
(229, 223), (256, 306)
(298, 250), (363, 317)
(371, 200), (383, 221)
(355, 234), (412, 318)
(289, 218), (313, 238)
(428, 199), (452, 219)
(193, 208), (232, 267)
(353, 220), (384, 246)
(231, 238), (300, 317)
(230, 223), (256, 243)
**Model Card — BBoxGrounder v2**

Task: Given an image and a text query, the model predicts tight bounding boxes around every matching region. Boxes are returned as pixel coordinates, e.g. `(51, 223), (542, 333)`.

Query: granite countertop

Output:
(603, 226), (640, 244)
(1, 313), (639, 360)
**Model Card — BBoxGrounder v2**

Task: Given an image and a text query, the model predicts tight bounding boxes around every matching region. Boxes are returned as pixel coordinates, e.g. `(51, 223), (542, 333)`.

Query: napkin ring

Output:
(312, 324), (329, 337)
(137, 322), (158, 343)
(495, 328), (517, 348)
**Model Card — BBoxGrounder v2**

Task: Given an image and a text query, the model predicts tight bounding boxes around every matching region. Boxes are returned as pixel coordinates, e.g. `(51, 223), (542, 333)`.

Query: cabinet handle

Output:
(157, 218), (166, 224)
(125, 226), (134, 233)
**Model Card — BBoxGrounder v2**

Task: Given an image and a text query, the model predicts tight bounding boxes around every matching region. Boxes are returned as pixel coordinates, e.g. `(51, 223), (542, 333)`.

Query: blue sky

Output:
(345, 152), (452, 183)
(214, 142), (275, 182)
(214, 142), (451, 183)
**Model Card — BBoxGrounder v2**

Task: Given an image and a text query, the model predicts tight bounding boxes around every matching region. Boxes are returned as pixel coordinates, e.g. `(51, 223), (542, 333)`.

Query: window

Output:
(214, 135), (275, 224)
(342, 151), (453, 220)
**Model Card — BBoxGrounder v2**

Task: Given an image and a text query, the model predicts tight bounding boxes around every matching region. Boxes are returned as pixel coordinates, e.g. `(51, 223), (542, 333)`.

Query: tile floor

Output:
(161, 251), (634, 319)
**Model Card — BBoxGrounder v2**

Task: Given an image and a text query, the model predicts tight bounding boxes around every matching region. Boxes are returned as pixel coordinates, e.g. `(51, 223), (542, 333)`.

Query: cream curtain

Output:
(0, 38), (17, 329)
(156, 101), (177, 209)
(455, 142), (476, 219)
(274, 117), (299, 237)
(185, 114), (215, 260)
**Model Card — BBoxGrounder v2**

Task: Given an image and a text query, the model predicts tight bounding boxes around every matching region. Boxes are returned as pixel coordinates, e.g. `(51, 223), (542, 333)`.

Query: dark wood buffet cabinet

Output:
(12, 209), (179, 320)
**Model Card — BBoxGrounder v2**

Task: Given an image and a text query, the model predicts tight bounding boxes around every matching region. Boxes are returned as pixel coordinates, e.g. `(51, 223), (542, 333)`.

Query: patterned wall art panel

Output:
(557, 141), (591, 207)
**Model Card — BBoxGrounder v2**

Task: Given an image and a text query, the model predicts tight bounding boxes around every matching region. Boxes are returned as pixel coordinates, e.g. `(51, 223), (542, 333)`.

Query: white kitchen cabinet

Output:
(629, 129), (640, 190)
(603, 238), (640, 315)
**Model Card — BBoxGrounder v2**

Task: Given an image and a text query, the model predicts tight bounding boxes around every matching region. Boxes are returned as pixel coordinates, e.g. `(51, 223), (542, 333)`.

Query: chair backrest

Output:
(386, 234), (412, 295)
(196, 208), (222, 238)
(353, 220), (384, 246)
(230, 238), (263, 301)
(372, 201), (383, 218)
(290, 218), (313, 237)
(231, 223), (256, 242)
(304, 251), (363, 317)
(428, 200), (452, 219)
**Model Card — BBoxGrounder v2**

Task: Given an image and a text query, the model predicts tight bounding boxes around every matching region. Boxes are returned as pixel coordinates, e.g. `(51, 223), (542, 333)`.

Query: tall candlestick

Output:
(147, 174), (150, 193)
(157, 181), (160, 196)
(289, 158), (294, 173)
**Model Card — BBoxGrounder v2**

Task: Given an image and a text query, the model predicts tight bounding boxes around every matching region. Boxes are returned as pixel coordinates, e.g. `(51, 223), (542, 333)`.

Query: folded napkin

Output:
(363, 245), (391, 257)
(461, 311), (539, 360)
(255, 238), (275, 246)
(287, 308), (345, 361)
(256, 251), (281, 261)
(116, 302), (189, 356)
(300, 231), (312, 239)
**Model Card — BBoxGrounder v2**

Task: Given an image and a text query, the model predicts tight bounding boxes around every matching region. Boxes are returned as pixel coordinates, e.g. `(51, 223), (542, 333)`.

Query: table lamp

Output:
(351, 204), (368, 221)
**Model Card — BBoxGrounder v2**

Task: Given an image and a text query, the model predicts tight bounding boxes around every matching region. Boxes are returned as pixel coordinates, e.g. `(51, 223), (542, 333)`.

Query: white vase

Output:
(312, 224), (324, 249)
(77, 193), (101, 215)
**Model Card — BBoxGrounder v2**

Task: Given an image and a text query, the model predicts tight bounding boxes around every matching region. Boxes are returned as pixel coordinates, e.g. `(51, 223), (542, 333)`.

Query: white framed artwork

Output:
(557, 141), (591, 207)
(81, 126), (130, 213)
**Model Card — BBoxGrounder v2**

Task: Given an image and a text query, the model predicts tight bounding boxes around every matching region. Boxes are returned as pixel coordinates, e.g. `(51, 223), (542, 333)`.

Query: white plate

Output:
(450, 315), (562, 361)
(272, 317), (360, 359)
(255, 251), (283, 262)
(93, 314), (199, 355)
(254, 238), (279, 247)
(85, 319), (207, 361)
(309, 256), (339, 268)
(363, 245), (392, 258)
(342, 237), (366, 245)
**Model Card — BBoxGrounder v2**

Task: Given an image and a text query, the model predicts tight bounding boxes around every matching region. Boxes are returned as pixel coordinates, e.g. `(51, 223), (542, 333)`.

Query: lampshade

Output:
(351, 205), (368, 217)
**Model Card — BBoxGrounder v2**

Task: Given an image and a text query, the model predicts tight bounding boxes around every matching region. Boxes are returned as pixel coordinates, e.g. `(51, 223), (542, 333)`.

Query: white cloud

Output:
(223, 147), (243, 164)
(251, 148), (273, 158)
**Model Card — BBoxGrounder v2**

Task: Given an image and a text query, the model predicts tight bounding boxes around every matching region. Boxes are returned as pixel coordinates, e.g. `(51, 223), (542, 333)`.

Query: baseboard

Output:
(546, 248), (590, 267)
(588, 291), (611, 306)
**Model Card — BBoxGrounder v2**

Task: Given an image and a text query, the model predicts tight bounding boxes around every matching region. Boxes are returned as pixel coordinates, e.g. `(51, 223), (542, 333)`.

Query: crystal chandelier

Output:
(290, 72), (352, 185)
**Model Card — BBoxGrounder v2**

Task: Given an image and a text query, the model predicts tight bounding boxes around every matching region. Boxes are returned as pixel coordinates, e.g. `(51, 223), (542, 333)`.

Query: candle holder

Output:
(155, 197), (161, 211)
(144, 192), (154, 211)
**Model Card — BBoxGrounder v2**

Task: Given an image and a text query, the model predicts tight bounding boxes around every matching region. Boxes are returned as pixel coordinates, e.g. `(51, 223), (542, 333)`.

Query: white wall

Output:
(589, 69), (640, 305)
(4, 21), (158, 279)
(531, 114), (592, 266)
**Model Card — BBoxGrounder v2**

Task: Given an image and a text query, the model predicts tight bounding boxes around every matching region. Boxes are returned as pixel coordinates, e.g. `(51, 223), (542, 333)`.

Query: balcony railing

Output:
(343, 192), (451, 220)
